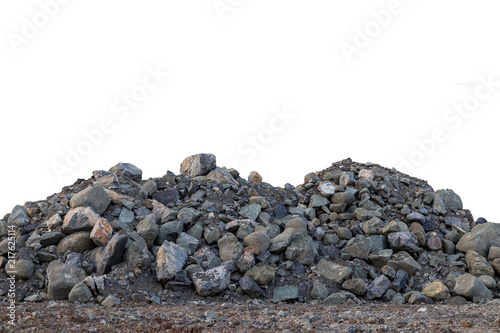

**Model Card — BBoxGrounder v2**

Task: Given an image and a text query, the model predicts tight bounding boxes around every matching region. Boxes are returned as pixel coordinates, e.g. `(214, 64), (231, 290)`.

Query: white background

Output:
(1, 1), (499, 222)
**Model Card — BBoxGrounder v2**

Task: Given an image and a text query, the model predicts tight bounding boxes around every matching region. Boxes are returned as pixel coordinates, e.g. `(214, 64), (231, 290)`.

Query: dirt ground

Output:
(2, 299), (500, 333)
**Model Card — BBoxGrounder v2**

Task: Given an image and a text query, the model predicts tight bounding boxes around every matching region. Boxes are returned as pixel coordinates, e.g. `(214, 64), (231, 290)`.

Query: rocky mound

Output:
(2, 154), (500, 308)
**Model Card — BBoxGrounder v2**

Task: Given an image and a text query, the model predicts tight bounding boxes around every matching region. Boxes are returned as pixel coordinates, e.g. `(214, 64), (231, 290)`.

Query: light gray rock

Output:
(180, 153), (216, 177)
(136, 215), (159, 247)
(207, 167), (239, 187)
(316, 259), (352, 283)
(269, 228), (295, 254)
(311, 281), (329, 300)
(239, 204), (262, 221)
(285, 233), (317, 265)
(243, 231), (270, 255)
(366, 275), (391, 299)
(285, 217), (308, 236)
(47, 261), (86, 300)
(387, 251), (421, 275)
(388, 232), (420, 253)
(8, 205), (30, 226)
(192, 266), (230, 296)
(465, 250), (494, 277)
(156, 240), (188, 283)
(456, 232), (489, 258)
(435, 189), (463, 212)
(342, 278), (367, 296)
(471, 222), (500, 247)
(176, 232), (200, 255)
(217, 233), (244, 261)
(68, 282), (92, 303)
(109, 162), (142, 182)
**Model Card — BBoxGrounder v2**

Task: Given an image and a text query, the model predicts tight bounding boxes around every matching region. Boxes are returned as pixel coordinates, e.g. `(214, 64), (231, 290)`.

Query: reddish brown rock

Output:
(248, 171), (262, 183)
(426, 232), (442, 251)
(90, 218), (113, 246)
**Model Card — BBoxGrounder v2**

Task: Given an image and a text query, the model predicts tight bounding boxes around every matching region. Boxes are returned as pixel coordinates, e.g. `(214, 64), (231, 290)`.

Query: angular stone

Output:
(358, 169), (374, 181)
(237, 252), (255, 273)
(40, 231), (65, 247)
(192, 266), (230, 296)
(47, 261), (86, 300)
(6, 259), (34, 280)
(180, 154), (216, 177)
(471, 222), (500, 247)
(457, 232), (489, 258)
(478, 275), (496, 289)
(46, 214), (63, 231)
(310, 195), (330, 208)
(156, 241), (188, 283)
(422, 280), (449, 300)
(90, 218), (113, 246)
(366, 275), (391, 299)
(392, 269), (409, 292)
(465, 250), (494, 277)
(109, 162), (142, 182)
(68, 282), (92, 303)
(96, 230), (129, 275)
(8, 205), (30, 226)
(204, 227), (221, 245)
(388, 232), (420, 253)
(101, 295), (120, 307)
(408, 291), (426, 305)
(247, 171), (262, 183)
(407, 212), (425, 224)
(152, 189), (180, 207)
(435, 189), (463, 212)
(269, 228), (294, 254)
(487, 246), (500, 261)
(409, 222), (425, 246)
(441, 239), (455, 254)
(387, 251), (421, 275)
(339, 172), (355, 187)
(285, 233), (317, 265)
(207, 167), (239, 187)
(119, 208), (135, 224)
(239, 204), (262, 221)
(136, 215), (159, 247)
(369, 249), (393, 267)
(342, 278), (367, 296)
(70, 186), (111, 215)
(176, 232), (199, 255)
(62, 207), (103, 234)
(381, 220), (408, 236)
(331, 192), (355, 205)
(239, 275), (264, 298)
(273, 285), (299, 302)
(156, 220), (183, 244)
(124, 232), (151, 269)
(245, 265), (275, 286)
(218, 233), (244, 261)
(57, 232), (95, 254)
(316, 259), (352, 283)
(493, 259), (500, 275)
(454, 273), (492, 301)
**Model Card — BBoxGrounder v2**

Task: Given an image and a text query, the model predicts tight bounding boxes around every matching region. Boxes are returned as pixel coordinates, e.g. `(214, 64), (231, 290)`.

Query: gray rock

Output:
(177, 207), (201, 224)
(321, 291), (356, 305)
(237, 252), (255, 273)
(318, 182), (336, 197)
(8, 205), (30, 226)
(465, 250), (494, 277)
(408, 291), (427, 304)
(239, 276), (264, 298)
(471, 222), (500, 247)
(316, 259), (352, 283)
(96, 230), (129, 275)
(366, 275), (391, 299)
(192, 266), (230, 296)
(101, 295), (121, 307)
(387, 251), (421, 275)
(487, 246), (500, 261)
(391, 293), (406, 305)
(269, 228), (295, 254)
(24, 295), (43, 302)
(217, 233), (244, 261)
(339, 172), (356, 187)
(392, 269), (409, 292)
(337, 227), (353, 240)
(244, 265), (276, 285)
(388, 232), (420, 253)
(65, 252), (83, 267)
(454, 273), (492, 301)
(62, 207), (103, 234)
(0, 220), (8, 237)
(422, 280), (449, 300)
(40, 231), (66, 247)
(311, 281), (329, 300)
(369, 249), (393, 267)
(478, 275), (496, 289)
(109, 162), (142, 182)
(407, 212), (425, 224)
(57, 232), (95, 254)
(342, 278), (367, 296)
(285, 217), (308, 236)
(204, 227), (221, 244)
(152, 189), (180, 206)
(243, 231), (270, 255)
(161, 208), (179, 223)
(70, 186), (111, 215)
(273, 285), (298, 302)
(207, 167), (239, 187)
(156, 220), (183, 244)
(119, 208), (135, 224)
(331, 191), (356, 205)
(156, 240), (188, 283)
(456, 232), (489, 257)
(285, 233), (317, 265)
(176, 232), (200, 255)
(136, 215), (159, 247)
(47, 261), (86, 300)
(435, 189), (463, 212)
(180, 153), (217, 177)
(6, 259), (34, 280)
(239, 204), (262, 221)
(68, 282), (92, 303)
(142, 179), (157, 195)
(124, 232), (151, 269)
(310, 194), (330, 208)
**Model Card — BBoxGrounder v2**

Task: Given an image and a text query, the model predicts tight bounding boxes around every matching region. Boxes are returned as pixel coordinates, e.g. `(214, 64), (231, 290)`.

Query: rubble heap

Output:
(1, 154), (500, 307)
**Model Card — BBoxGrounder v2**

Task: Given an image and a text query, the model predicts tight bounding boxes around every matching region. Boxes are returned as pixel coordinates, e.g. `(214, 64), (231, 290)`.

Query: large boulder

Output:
(109, 162), (142, 182)
(96, 230), (129, 275)
(465, 250), (495, 277)
(454, 273), (492, 301)
(434, 189), (463, 212)
(69, 186), (111, 215)
(180, 154), (216, 177)
(47, 261), (86, 300)
(456, 232), (489, 257)
(156, 240), (188, 283)
(192, 266), (230, 296)
(217, 233), (243, 261)
(470, 222), (500, 248)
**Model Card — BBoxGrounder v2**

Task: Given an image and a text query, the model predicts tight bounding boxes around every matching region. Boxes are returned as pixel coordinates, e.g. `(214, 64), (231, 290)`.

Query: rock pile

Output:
(1, 154), (500, 307)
